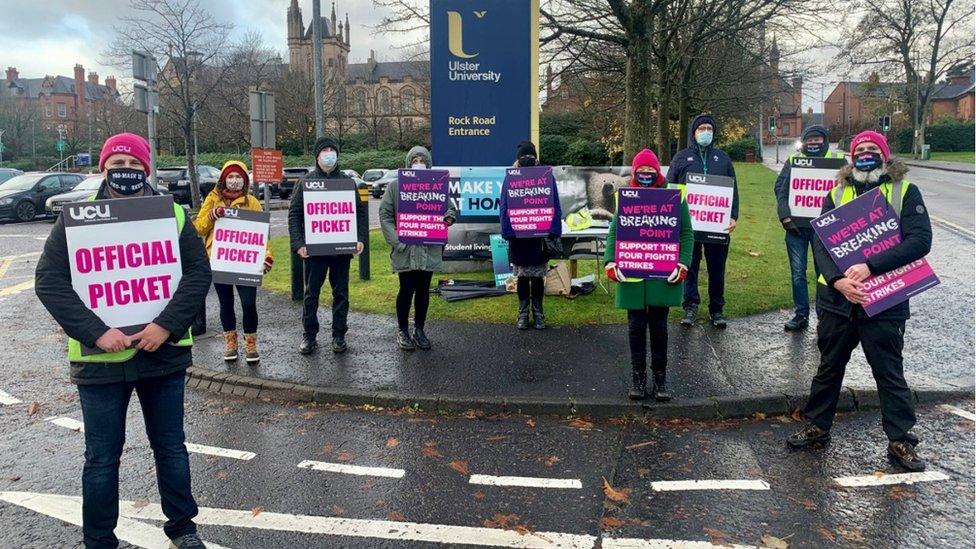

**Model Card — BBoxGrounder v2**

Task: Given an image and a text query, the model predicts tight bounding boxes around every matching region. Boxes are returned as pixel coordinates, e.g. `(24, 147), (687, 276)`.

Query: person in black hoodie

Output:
(787, 131), (931, 473)
(289, 136), (368, 354)
(35, 132), (211, 549)
(666, 114), (739, 328)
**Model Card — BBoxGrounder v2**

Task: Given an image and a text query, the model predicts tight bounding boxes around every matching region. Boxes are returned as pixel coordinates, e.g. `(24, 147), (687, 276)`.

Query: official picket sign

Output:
(396, 169), (451, 245)
(63, 195), (182, 345)
(812, 188), (940, 316)
(209, 209), (270, 286)
(614, 188), (681, 279)
(502, 166), (555, 238)
(789, 156), (846, 219)
(680, 173), (734, 243)
(302, 177), (359, 255)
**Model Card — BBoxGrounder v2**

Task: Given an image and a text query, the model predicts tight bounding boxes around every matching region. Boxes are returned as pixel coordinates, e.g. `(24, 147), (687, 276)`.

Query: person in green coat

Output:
(379, 146), (459, 351)
(604, 148), (693, 401)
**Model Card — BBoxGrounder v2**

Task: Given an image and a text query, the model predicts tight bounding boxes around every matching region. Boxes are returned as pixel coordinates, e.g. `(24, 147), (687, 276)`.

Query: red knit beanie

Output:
(99, 133), (152, 175)
(630, 148), (665, 187)
(850, 130), (891, 160)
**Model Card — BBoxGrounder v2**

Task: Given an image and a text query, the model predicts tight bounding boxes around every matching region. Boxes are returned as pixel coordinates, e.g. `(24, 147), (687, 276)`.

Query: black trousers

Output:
(627, 306), (670, 374)
(803, 311), (917, 442)
(516, 276), (544, 301)
(302, 255), (352, 339)
(683, 241), (729, 314)
(213, 283), (257, 333)
(396, 270), (434, 331)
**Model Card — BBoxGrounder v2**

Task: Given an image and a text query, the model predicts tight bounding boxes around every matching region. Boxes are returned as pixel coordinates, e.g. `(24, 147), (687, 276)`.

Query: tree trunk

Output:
(656, 75), (672, 164)
(622, 34), (654, 164)
(184, 114), (201, 210)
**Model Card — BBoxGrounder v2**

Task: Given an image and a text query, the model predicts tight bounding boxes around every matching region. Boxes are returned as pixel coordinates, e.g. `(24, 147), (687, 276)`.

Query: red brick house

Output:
(929, 71), (975, 122)
(4, 64), (119, 135)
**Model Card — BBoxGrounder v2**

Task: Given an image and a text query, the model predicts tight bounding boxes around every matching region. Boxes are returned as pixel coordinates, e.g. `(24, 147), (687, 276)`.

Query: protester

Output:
(288, 136), (367, 355)
(603, 149), (692, 400)
(499, 140), (563, 329)
(774, 125), (846, 331)
(666, 114), (739, 328)
(377, 146), (458, 350)
(788, 130), (931, 472)
(35, 132), (211, 549)
(194, 160), (273, 362)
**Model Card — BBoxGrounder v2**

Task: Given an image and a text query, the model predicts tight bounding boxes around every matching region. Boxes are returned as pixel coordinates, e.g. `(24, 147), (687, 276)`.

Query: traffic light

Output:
(880, 115), (892, 132)
(768, 116), (776, 133)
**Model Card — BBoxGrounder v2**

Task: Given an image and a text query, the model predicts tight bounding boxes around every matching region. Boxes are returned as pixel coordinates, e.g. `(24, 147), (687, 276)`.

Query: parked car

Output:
(0, 168), (24, 184)
(279, 166), (312, 200)
(46, 175), (103, 217)
(362, 169), (387, 183)
(0, 172), (84, 222)
(370, 170), (398, 198)
(157, 165), (220, 205)
(342, 169), (362, 180)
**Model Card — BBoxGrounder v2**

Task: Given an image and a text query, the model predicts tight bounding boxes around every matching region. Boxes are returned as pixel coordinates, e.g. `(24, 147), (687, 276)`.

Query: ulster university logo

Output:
(447, 11), (479, 58)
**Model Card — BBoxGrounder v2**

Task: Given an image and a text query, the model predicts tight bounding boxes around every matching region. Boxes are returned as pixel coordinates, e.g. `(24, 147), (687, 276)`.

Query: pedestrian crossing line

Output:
(940, 404), (976, 422)
(603, 538), (758, 548)
(0, 389), (22, 406)
(46, 416), (85, 432)
(297, 459), (405, 478)
(833, 470), (950, 488)
(649, 479), (771, 492)
(0, 280), (34, 297)
(468, 474), (583, 489)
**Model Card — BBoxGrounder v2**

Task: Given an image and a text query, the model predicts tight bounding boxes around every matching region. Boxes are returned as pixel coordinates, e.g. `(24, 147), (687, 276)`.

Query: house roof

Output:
(346, 60), (427, 84)
(6, 75), (116, 100)
(838, 80), (900, 97)
(931, 74), (975, 100)
(303, 17), (335, 40)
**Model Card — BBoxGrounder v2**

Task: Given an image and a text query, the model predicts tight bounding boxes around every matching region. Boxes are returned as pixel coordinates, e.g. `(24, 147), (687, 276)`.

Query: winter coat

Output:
(378, 146), (459, 273)
(813, 159), (931, 321)
(666, 114), (740, 221)
(35, 183), (212, 384)
(498, 165), (563, 267)
(194, 188), (272, 259)
(288, 159), (368, 255)
(773, 125), (846, 229)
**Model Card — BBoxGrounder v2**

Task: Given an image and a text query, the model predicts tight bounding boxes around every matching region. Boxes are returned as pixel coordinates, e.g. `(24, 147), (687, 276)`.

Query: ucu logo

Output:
(401, 170), (416, 177)
(68, 204), (111, 220)
(687, 174), (707, 184)
(305, 181), (326, 190)
(814, 214), (838, 228)
(793, 158), (814, 167)
(620, 189), (639, 198)
(110, 144), (132, 154)
(508, 169), (522, 176)
(223, 208), (239, 218)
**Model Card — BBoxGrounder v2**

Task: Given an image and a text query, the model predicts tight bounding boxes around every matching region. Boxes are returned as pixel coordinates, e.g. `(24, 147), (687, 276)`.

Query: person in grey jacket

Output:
(378, 146), (458, 350)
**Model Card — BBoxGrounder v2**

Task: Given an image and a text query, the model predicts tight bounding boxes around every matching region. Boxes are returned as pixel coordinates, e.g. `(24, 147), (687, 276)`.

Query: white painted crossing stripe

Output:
(650, 479), (770, 492)
(297, 460), (404, 478)
(0, 389), (22, 405)
(47, 416), (85, 432)
(604, 538), (758, 548)
(468, 474), (583, 489)
(185, 442), (256, 461)
(0, 492), (232, 549)
(940, 404), (976, 422)
(833, 470), (950, 488)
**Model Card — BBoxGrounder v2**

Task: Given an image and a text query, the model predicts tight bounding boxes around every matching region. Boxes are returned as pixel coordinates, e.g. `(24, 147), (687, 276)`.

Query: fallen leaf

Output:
(760, 533), (790, 548)
(330, 504), (345, 516)
(637, 468), (651, 478)
(7, 475), (21, 481)
(625, 440), (657, 450)
(525, 418), (536, 428)
(660, 451), (676, 460)
(748, 250), (763, 257)
(336, 452), (353, 462)
(600, 516), (625, 529)
(385, 437), (399, 448)
(320, 444), (335, 455)
(817, 528), (836, 542)
(132, 499), (149, 510)
(473, 491), (485, 500)
(703, 527), (729, 545)
(462, 409), (484, 419)
(421, 443), (442, 458)
(799, 499), (815, 511)
(602, 477), (631, 503)
(301, 410), (319, 420)
(752, 412), (767, 420)
(251, 506), (264, 518)
(27, 402), (40, 417)
(486, 435), (511, 442)
(837, 528), (863, 542)
(484, 513), (519, 529)
(790, 409), (803, 422)
(543, 456), (561, 467)
(568, 418), (594, 430)
(449, 460), (470, 476)
(387, 511), (407, 521)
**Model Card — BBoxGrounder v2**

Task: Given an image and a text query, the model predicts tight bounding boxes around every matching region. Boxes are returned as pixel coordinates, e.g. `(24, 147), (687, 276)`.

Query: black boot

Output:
(397, 329), (416, 351)
(413, 326), (432, 350)
(299, 334), (318, 355)
(651, 371), (671, 402)
(531, 295), (546, 330)
(516, 299), (530, 330)
(628, 369), (647, 400)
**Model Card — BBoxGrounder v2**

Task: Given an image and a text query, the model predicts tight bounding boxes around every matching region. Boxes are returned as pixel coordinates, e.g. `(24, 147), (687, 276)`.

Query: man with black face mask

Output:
(35, 133), (212, 548)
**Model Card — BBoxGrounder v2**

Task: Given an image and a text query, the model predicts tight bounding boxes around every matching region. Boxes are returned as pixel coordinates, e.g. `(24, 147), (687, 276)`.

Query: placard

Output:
(63, 195), (182, 354)
(489, 234), (513, 287)
(251, 148), (283, 183)
(396, 169), (450, 245)
(812, 187), (940, 316)
(679, 173), (734, 244)
(502, 166), (555, 238)
(613, 188), (681, 279)
(209, 209), (270, 286)
(788, 156), (846, 220)
(302, 178), (359, 255)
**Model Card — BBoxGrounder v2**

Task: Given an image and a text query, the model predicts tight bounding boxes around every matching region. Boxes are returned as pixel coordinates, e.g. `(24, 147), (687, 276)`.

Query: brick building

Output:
(4, 64), (119, 134)
(823, 80), (901, 139)
(761, 38), (804, 144)
(929, 71), (975, 122)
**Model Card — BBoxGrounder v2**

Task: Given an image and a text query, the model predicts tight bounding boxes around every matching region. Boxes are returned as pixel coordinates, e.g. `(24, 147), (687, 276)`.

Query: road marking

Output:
(0, 389), (22, 406)
(931, 216), (975, 239)
(0, 259), (11, 280)
(0, 280), (34, 297)
(47, 416), (85, 432)
(650, 479), (770, 492)
(0, 492), (231, 549)
(604, 538), (758, 548)
(297, 460), (405, 478)
(833, 471), (950, 488)
(468, 474), (583, 489)
(940, 404), (976, 422)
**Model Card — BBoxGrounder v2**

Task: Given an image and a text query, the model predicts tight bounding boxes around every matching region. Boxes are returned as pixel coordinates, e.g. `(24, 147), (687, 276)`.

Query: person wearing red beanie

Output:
(789, 129), (933, 473)
(603, 149), (693, 400)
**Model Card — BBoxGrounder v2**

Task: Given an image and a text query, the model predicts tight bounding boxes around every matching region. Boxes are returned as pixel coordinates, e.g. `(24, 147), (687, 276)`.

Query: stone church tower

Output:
(287, 0), (350, 79)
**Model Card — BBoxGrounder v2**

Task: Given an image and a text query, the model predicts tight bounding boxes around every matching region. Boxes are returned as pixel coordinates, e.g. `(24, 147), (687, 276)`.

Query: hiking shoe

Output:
(299, 335), (317, 355)
(243, 333), (259, 363)
(628, 370), (647, 400)
(170, 533), (206, 548)
(397, 330), (416, 351)
(651, 372), (672, 402)
(710, 312), (727, 329)
(784, 315), (809, 331)
(332, 336), (348, 354)
(223, 331), (238, 361)
(413, 327), (432, 350)
(888, 441), (926, 472)
(680, 308), (697, 327)
(787, 423), (831, 448)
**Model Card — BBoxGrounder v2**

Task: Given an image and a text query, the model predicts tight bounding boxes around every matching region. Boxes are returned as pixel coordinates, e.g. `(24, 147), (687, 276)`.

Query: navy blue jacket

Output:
(666, 114), (739, 220)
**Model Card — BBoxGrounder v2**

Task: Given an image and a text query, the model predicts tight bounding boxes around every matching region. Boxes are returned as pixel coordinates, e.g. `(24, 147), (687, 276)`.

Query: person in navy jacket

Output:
(666, 114), (739, 328)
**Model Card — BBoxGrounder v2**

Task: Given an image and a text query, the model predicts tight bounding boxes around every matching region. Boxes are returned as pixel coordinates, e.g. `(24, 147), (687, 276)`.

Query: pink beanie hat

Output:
(849, 130), (891, 161)
(99, 133), (152, 175)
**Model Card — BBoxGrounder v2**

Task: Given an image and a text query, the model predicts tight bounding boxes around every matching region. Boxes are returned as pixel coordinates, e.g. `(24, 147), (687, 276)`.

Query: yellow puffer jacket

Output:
(193, 188), (273, 260)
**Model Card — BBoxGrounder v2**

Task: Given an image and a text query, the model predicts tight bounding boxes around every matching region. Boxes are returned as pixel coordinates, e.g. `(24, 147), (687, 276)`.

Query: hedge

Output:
(155, 149), (405, 174)
(540, 134), (570, 165)
(891, 122), (974, 153)
(723, 137), (760, 161)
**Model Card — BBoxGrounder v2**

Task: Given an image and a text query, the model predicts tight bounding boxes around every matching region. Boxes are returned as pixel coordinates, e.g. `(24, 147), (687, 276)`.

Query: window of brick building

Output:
(57, 103), (66, 118)
(44, 104), (52, 118)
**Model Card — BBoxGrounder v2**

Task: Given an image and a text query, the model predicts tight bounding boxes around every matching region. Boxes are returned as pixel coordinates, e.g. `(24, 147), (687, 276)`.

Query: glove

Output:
(208, 207), (225, 222)
(781, 217), (800, 235)
(263, 256), (274, 274)
(604, 262), (627, 283)
(395, 242), (407, 252)
(667, 263), (688, 284)
(444, 215), (456, 227)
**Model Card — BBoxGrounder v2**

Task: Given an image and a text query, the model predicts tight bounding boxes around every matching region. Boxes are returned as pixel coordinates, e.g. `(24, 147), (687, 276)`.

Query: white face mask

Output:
(411, 162), (426, 169)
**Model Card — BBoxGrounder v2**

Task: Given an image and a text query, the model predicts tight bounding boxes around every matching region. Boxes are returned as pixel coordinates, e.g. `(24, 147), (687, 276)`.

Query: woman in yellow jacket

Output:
(194, 161), (273, 362)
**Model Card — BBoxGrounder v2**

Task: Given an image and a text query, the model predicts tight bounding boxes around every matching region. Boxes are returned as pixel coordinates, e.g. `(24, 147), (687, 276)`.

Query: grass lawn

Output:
(929, 151), (975, 163)
(263, 163), (809, 325)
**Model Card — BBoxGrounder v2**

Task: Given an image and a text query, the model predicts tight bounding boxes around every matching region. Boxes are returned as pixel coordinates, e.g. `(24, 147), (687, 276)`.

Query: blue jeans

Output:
(785, 227), (820, 318)
(77, 371), (198, 548)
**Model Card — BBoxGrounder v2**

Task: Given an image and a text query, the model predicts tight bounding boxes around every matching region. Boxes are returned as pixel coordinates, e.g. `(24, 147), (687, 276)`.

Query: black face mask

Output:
(803, 143), (825, 156)
(853, 152), (884, 172)
(517, 156), (537, 167)
(106, 168), (146, 195)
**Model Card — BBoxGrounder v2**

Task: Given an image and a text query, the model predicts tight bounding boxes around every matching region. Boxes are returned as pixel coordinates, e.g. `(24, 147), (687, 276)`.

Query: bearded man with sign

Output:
(35, 132), (212, 549)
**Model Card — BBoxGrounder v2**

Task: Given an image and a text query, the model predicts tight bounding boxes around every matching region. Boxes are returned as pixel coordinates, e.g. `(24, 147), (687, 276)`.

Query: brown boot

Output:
(244, 333), (260, 363)
(223, 331), (238, 361)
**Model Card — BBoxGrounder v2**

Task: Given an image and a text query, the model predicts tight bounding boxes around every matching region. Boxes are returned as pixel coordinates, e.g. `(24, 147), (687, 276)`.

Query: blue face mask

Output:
(695, 130), (713, 147)
(636, 173), (657, 187)
(318, 150), (338, 169)
(853, 151), (883, 172)
(803, 143), (824, 156)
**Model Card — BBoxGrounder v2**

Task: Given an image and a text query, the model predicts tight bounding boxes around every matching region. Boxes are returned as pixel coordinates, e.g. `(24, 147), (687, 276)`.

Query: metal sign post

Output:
(132, 51), (159, 189)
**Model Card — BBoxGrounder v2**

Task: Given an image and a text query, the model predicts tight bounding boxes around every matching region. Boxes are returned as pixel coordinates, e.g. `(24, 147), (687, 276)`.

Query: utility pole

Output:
(0, 129), (5, 168)
(312, 0), (325, 139)
(132, 51), (159, 189)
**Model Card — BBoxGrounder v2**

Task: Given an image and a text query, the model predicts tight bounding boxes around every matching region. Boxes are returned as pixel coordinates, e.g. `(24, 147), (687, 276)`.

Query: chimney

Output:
(105, 76), (117, 93)
(5, 66), (17, 82)
(88, 72), (99, 86)
(74, 63), (86, 98)
(950, 74), (971, 86)
(545, 64), (553, 97)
